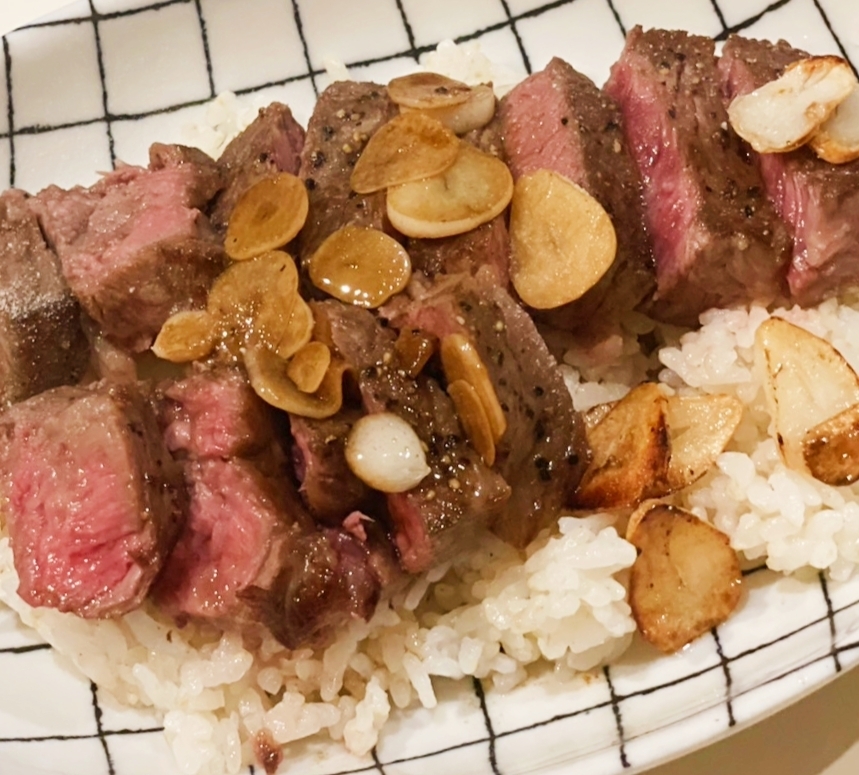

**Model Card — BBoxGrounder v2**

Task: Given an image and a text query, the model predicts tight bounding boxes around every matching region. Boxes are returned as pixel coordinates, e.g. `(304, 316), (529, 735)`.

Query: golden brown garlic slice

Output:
(286, 341), (331, 394)
(447, 379), (496, 466)
(276, 295), (314, 360)
(350, 112), (460, 194)
(509, 169), (617, 310)
(628, 503), (742, 654)
(152, 309), (217, 363)
(308, 225), (412, 308)
(244, 344), (345, 419)
(386, 142), (513, 239)
(225, 173), (309, 260)
(387, 72), (473, 109)
(207, 250), (299, 351)
(440, 333), (506, 442)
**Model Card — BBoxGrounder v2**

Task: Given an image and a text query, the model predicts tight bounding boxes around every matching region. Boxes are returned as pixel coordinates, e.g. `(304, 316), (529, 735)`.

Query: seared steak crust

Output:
(604, 27), (791, 325)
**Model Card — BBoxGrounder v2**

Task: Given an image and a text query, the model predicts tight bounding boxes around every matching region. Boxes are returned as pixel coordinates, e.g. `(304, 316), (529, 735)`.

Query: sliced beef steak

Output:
(298, 81), (399, 263)
(500, 57), (655, 329)
(317, 300), (511, 572)
(161, 367), (274, 460)
(604, 27), (791, 325)
(400, 271), (589, 547)
(719, 35), (859, 305)
(211, 102), (306, 233)
(0, 381), (185, 617)
(30, 147), (227, 351)
(289, 410), (373, 524)
(153, 456), (308, 622)
(0, 189), (88, 405)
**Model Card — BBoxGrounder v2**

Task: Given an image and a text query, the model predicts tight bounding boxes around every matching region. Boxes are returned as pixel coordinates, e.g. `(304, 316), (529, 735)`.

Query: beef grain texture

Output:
(0, 381), (186, 617)
(30, 145), (227, 351)
(210, 102), (306, 233)
(297, 81), (399, 264)
(0, 189), (88, 405)
(720, 35), (859, 305)
(316, 299), (511, 573)
(500, 57), (655, 330)
(604, 27), (791, 325)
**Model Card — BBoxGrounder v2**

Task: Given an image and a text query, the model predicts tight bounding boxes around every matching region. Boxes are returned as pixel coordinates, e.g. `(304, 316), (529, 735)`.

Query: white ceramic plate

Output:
(1, 1), (859, 774)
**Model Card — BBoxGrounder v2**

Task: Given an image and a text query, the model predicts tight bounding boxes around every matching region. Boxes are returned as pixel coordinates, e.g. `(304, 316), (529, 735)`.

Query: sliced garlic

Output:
(244, 344), (345, 419)
(400, 84), (496, 135)
(345, 412), (431, 493)
(447, 379), (496, 466)
(350, 112), (460, 194)
(386, 142), (513, 239)
(286, 341), (331, 394)
(509, 169), (617, 310)
(728, 55), (857, 153)
(387, 72), (473, 110)
(440, 333), (506, 442)
(308, 225), (412, 308)
(152, 309), (216, 363)
(810, 83), (859, 163)
(276, 295), (314, 359)
(225, 173), (309, 260)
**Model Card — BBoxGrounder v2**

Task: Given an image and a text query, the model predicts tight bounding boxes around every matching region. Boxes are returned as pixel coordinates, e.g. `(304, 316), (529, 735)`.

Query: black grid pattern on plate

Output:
(0, 0), (857, 774)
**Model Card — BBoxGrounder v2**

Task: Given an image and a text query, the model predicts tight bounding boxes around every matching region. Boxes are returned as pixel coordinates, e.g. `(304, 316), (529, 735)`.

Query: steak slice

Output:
(298, 81), (399, 263)
(161, 367), (274, 460)
(30, 148), (227, 351)
(317, 300), (511, 572)
(0, 189), (88, 405)
(210, 102), (306, 233)
(153, 456), (307, 622)
(604, 27), (791, 325)
(289, 410), (373, 524)
(719, 35), (859, 305)
(399, 271), (589, 547)
(0, 381), (185, 617)
(500, 57), (655, 329)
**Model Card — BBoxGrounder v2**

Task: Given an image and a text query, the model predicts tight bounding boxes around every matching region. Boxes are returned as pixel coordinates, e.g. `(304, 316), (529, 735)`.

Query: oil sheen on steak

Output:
(0, 381), (185, 617)
(719, 35), (859, 305)
(0, 189), (88, 405)
(500, 57), (655, 329)
(604, 27), (791, 325)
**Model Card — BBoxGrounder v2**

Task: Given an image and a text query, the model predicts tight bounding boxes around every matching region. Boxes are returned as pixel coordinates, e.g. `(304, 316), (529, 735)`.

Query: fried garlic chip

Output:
(510, 169), (617, 310)
(400, 84), (496, 135)
(387, 143), (513, 239)
(152, 309), (216, 363)
(225, 173), (309, 260)
(350, 112), (459, 194)
(387, 72), (473, 109)
(810, 84), (859, 163)
(308, 225), (412, 308)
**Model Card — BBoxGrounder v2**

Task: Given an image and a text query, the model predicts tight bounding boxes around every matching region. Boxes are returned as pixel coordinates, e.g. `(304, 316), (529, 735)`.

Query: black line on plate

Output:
(712, 627), (736, 726)
(474, 676), (503, 775)
(0, 726), (164, 744)
(371, 746), (387, 774)
(714, 0), (793, 40)
(708, 0), (728, 31)
(193, 0), (216, 98)
(741, 563), (769, 577)
(3, 35), (15, 188)
(394, 0), (419, 62)
(812, 0), (858, 78)
(603, 666), (630, 769)
(820, 571), (843, 673)
(91, 682), (115, 775)
(605, 0), (626, 37)
(0, 643), (51, 655)
(17, 0), (193, 32)
(289, 0), (318, 98)
(498, 0), (532, 74)
(88, 0), (116, 168)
